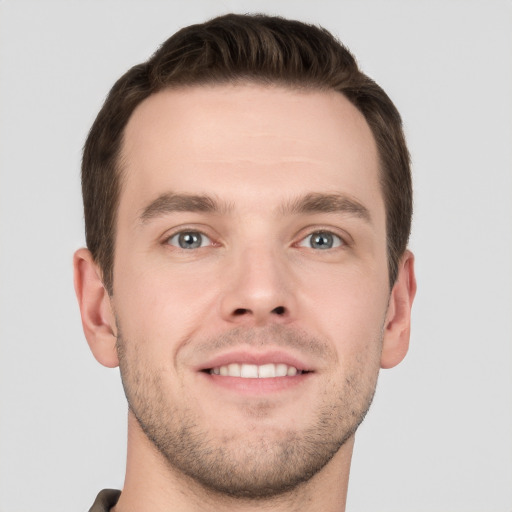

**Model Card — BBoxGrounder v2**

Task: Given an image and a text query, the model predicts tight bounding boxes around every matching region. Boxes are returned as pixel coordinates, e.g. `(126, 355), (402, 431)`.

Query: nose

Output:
(219, 245), (295, 326)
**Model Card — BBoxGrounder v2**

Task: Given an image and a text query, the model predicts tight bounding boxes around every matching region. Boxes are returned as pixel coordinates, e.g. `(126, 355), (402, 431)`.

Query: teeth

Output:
(275, 364), (288, 377)
(287, 366), (297, 376)
(209, 363), (304, 378)
(240, 364), (258, 378)
(258, 364), (276, 378)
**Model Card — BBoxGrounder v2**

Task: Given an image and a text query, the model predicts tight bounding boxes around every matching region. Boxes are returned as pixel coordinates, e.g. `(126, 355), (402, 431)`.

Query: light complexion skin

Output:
(74, 84), (416, 512)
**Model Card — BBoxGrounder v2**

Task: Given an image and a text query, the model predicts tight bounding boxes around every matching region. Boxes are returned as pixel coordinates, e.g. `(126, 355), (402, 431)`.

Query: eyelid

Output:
(168, 231), (212, 248)
(160, 224), (351, 249)
(298, 232), (343, 249)
(162, 225), (218, 248)
(294, 226), (352, 248)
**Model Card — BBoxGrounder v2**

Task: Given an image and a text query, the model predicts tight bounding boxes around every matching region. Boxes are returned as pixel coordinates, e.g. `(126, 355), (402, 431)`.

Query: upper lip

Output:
(197, 349), (314, 372)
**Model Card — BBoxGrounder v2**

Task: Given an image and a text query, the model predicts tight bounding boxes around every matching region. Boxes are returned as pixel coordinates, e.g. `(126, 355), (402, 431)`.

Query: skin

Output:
(74, 84), (416, 512)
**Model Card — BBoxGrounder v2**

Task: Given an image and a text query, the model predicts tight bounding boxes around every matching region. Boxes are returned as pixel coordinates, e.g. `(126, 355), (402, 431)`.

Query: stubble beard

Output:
(116, 325), (382, 500)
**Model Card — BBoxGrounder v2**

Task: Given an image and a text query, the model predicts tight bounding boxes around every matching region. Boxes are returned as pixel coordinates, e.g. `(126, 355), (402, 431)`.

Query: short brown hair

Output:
(82, 13), (412, 294)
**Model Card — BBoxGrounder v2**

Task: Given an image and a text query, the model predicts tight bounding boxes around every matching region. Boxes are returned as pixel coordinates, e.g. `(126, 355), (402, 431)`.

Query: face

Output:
(112, 84), (392, 497)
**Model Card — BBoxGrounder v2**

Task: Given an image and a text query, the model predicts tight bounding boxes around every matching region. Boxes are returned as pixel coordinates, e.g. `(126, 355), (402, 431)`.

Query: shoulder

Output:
(88, 489), (121, 512)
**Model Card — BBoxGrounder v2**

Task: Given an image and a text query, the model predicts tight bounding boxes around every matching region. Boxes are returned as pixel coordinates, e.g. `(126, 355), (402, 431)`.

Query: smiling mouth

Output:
(205, 363), (310, 378)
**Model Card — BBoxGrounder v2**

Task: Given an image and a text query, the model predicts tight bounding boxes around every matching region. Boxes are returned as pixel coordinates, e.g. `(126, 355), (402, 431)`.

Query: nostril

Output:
(231, 306), (286, 317)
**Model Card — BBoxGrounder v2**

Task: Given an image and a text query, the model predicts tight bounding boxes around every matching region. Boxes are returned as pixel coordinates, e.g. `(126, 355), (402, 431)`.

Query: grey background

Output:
(1, 1), (511, 511)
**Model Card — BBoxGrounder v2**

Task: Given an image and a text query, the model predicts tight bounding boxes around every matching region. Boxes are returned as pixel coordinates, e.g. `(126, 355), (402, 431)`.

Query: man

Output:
(74, 13), (416, 512)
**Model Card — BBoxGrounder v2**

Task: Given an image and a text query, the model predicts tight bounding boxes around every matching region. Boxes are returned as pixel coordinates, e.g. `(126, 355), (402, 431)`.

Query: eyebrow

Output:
(138, 191), (371, 223)
(279, 192), (371, 222)
(139, 192), (232, 223)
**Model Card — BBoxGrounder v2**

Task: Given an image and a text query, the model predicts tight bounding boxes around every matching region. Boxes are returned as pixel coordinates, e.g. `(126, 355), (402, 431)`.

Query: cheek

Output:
(112, 254), (221, 345)
(299, 263), (389, 355)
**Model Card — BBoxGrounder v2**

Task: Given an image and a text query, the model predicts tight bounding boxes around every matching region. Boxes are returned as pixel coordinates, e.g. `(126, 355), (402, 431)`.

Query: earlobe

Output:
(73, 248), (119, 368)
(381, 250), (417, 369)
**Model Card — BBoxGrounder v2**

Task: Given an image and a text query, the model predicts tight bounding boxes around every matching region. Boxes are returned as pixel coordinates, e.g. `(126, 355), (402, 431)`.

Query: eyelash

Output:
(166, 230), (214, 250)
(297, 230), (345, 250)
(163, 227), (349, 251)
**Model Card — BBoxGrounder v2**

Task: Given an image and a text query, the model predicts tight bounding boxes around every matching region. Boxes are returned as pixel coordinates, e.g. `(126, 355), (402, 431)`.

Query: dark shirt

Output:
(89, 489), (121, 512)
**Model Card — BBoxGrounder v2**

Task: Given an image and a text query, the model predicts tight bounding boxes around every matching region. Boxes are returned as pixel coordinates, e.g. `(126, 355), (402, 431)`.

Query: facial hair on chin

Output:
(115, 323), (382, 500)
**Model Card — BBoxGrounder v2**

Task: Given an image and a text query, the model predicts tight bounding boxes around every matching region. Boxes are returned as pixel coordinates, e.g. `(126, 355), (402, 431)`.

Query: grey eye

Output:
(300, 231), (343, 250)
(168, 231), (212, 249)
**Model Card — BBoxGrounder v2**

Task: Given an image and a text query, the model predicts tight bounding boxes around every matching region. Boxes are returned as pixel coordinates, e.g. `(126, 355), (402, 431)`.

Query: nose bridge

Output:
(220, 239), (293, 324)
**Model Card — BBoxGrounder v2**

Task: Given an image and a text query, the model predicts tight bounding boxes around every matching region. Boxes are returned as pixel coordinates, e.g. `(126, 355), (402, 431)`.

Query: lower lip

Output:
(199, 372), (313, 395)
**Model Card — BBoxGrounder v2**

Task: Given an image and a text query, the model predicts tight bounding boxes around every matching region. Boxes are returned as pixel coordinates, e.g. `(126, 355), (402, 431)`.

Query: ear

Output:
(381, 250), (417, 369)
(73, 248), (119, 368)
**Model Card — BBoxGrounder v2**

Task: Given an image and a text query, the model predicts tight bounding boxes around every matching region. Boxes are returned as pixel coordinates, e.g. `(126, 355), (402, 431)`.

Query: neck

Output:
(112, 412), (353, 512)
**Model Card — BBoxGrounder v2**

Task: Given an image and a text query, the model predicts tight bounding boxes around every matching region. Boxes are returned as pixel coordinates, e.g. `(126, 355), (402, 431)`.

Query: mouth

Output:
(197, 351), (314, 395)
(204, 362), (310, 378)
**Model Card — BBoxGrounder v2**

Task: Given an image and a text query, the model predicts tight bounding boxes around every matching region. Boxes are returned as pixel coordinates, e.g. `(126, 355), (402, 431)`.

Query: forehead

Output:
(119, 84), (382, 219)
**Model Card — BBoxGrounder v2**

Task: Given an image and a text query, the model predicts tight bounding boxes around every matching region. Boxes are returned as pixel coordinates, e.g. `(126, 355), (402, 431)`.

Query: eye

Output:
(299, 231), (344, 250)
(167, 231), (212, 249)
